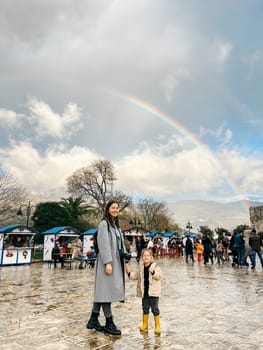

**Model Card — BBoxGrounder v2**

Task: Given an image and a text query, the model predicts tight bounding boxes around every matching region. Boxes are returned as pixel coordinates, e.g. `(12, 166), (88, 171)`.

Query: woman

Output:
(86, 199), (127, 335)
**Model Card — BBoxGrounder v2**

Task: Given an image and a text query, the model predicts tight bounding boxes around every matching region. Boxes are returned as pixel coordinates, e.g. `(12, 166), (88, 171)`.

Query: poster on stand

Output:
(2, 249), (18, 265)
(17, 249), (32, 264)
(43, 234), (55, 261)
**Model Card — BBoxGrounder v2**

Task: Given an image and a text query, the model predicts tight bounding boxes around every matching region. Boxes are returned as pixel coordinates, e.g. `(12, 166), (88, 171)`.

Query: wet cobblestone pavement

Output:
(0, 256), (263, 350)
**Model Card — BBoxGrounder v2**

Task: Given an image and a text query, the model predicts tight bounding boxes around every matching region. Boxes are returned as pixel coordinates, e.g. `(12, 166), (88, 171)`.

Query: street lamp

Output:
(186, 221), (193, 234)
(17, 201), (35, 227)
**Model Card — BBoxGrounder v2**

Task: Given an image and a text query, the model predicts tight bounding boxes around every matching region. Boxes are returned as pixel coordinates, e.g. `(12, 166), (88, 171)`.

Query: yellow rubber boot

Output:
(140, 314), (149, 332)
(154, 315), (161, 334)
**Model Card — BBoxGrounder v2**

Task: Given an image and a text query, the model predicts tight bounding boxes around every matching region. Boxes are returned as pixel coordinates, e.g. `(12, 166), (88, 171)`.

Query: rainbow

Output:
(106, 90), (250, 214)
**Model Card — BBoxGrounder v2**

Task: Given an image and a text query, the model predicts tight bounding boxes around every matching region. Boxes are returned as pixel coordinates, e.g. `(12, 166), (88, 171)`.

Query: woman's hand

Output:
(125, 263), (130, 274)
(105, 263), (113, 275)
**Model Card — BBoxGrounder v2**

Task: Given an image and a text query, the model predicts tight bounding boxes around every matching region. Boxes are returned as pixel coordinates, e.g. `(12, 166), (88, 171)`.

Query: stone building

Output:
(249, 206), (263, 232)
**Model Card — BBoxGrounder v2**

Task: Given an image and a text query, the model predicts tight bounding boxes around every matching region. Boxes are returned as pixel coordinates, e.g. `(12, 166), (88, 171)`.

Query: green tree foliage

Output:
(214, 227), (231, 240)
(233, 224), (250, 234)
(32, 202), (71, 242)
(199, 226), (214, 239)
(60, 196), (96, 231)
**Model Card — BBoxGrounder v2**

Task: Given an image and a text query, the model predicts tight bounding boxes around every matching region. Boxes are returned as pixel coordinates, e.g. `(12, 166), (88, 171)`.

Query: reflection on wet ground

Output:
(0, 257), (263, 349)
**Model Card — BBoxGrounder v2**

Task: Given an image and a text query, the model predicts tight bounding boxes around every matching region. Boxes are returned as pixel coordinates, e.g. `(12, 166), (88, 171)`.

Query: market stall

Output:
(42, 226), (80, 261)
(0, 224), (35, 266)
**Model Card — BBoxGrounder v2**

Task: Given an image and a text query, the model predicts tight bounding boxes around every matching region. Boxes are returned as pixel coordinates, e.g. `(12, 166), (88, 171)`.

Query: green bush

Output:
(32, 251), (43, 260)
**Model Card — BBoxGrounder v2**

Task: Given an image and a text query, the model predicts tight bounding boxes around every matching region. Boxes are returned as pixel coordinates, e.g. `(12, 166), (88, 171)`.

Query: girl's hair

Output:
(103, 199), (120, 228)
(141, 248), (153, 258)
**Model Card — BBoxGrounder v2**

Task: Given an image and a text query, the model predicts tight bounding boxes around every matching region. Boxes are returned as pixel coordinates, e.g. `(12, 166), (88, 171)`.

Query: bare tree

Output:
(138, 198), (172, 231)
(66, 160), (131, 213)
(0, 169), (27, 224)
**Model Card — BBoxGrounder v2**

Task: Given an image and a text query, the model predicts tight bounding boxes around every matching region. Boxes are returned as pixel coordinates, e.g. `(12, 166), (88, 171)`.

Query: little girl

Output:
(126, 248), (162, 334)
(195, 239), (204, 263)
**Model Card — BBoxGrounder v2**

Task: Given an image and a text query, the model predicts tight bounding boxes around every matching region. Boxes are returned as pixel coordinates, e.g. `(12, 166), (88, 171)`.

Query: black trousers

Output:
(142, 296), (160, 316)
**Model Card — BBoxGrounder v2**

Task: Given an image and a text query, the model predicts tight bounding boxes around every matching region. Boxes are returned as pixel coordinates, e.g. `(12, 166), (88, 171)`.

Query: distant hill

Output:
(167, 200), (263, 231)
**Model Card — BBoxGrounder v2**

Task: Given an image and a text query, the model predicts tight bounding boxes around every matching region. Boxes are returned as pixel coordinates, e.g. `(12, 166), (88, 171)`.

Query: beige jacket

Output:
(129, 261), (162, 298)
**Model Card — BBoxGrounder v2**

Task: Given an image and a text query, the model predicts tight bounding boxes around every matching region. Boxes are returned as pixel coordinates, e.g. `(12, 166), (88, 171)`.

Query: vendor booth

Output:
(42, 226), (79, 261)
(0, 224), (35, 266)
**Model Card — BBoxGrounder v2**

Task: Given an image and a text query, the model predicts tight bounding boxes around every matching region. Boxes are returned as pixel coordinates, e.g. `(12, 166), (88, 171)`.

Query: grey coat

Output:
(94, 219), (125, 303)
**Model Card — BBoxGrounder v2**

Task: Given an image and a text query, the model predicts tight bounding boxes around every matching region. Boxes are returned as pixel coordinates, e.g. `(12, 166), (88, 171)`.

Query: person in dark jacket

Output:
(249, 229), (263, 269)
(51, 241), (63, 268)
(234, 232), (246, 267)
(202, 234), (214, 265)
(185, 236), (194, 263)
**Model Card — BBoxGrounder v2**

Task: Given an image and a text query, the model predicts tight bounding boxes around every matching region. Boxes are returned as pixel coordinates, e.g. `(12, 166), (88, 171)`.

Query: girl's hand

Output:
(125, 263), (130, 274)
(105, 263), (113, 275)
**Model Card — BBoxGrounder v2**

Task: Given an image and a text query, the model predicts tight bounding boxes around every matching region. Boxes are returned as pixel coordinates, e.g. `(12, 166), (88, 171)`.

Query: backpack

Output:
(93, 220), (110, 254)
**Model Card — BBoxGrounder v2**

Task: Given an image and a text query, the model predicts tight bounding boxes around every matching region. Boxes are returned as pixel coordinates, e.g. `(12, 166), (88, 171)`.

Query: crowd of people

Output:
(128, 229), (263, 270)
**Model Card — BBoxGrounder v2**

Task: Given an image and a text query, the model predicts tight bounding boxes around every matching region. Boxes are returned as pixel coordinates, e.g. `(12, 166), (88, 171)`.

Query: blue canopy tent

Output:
(82, 228), (97, 235)
(145, 231), (158, 238)
(185, 233), (198, 238)
(161, 232), (174, 238)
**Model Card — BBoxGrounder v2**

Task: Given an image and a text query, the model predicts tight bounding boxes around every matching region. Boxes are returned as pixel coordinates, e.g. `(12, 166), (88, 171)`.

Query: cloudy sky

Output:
(0, 0), (262, 206)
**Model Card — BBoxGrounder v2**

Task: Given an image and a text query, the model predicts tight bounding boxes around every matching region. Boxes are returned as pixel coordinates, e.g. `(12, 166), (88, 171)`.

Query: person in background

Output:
(222, 236), (230, 261)
(244, 236), (252, 267)
(136, 236), (146, 262)
(147, 238), (154, 252)
(195, 239), (203, 263)
(52, 241), (63, 268)
(215, 239), (224, 264)
(72, 237), (82, 258)
(124, 236), (131, 254)
(202, 234), (214, 265)
(15, 236), (23, 247)
(126, 248), (162, 334)
(249, 228), (263, 270)
(86, 200), (128, 336)
(234, 231), (246, 268)
(185, 236), (194, 263)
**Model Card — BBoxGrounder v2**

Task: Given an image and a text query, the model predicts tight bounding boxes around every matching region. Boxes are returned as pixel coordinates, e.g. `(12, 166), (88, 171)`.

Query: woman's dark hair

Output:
(103, 199), (120, 228)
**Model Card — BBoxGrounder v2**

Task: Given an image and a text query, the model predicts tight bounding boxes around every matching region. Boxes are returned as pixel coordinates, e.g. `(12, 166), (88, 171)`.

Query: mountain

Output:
(167, 200), (263, 231)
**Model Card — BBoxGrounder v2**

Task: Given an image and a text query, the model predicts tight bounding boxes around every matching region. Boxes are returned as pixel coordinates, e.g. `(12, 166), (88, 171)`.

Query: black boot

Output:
(104, 316), (121, 335)
(86, 312), (104, 331)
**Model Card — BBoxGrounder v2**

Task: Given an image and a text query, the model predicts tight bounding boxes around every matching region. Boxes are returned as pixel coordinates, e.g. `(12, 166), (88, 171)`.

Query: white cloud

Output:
(218, 149), (263, 195)
(0, 108), (21, 128)
(0, 134), (262, 204)
(199, 125), (232, 145)
(0, 141), (100, 200)
(115, 141), (224, 198)
(223, 129), (232, 144)
(26, 97), (83, 139)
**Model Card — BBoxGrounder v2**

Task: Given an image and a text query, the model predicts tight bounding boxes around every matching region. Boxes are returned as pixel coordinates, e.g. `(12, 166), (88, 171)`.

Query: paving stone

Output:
(0, 256), (263, 350)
